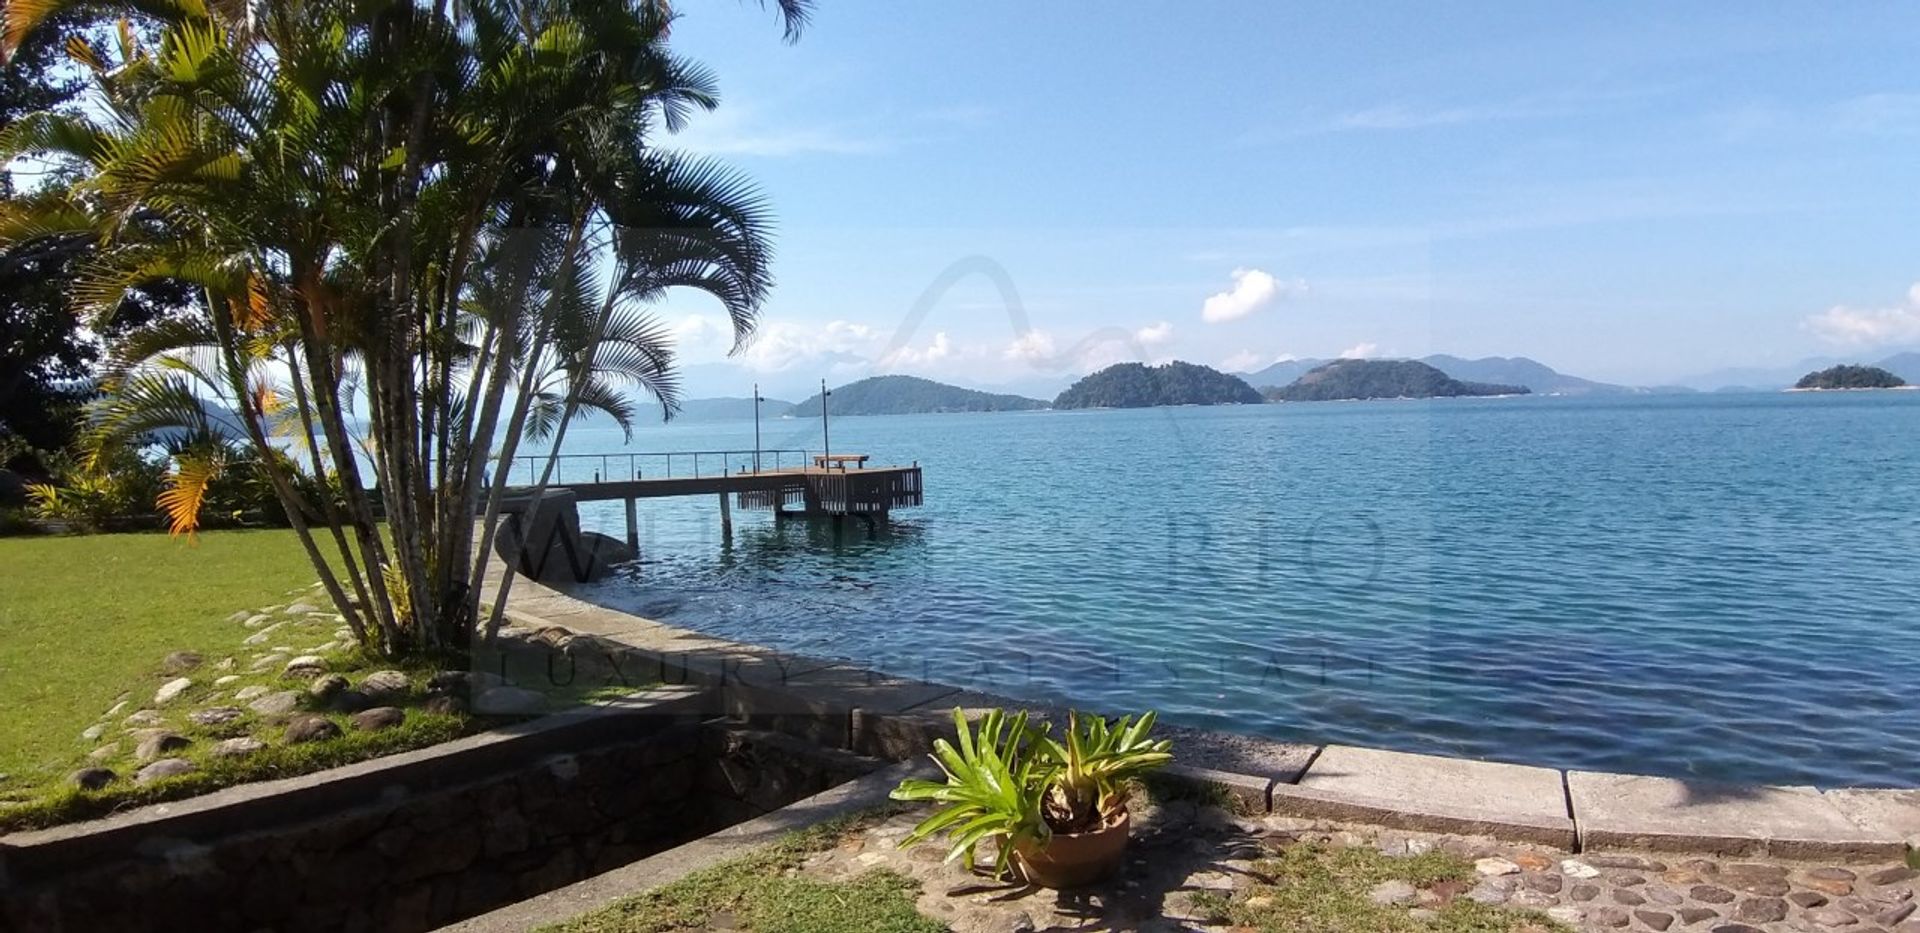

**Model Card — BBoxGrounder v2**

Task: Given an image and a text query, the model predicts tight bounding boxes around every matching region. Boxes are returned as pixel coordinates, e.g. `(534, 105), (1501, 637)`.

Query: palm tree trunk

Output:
(204, 289), (367, 645)
(284, 345), (376, 647)
(480, 259), (626, 641)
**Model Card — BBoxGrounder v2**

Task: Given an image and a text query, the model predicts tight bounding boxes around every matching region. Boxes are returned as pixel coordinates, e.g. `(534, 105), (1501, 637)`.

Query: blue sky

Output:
(656, 3), (1920, 397)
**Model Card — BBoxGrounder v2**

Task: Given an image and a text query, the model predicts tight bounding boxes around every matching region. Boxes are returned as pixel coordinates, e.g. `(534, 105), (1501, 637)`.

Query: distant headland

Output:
(787, 375), (1047, 416)
(1053, 361), (1264, 409)
(1263, 359), (1530, 402)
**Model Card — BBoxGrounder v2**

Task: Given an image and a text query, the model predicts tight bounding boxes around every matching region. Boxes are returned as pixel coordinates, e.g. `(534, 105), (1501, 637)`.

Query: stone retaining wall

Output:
(0, 688), (881, 933)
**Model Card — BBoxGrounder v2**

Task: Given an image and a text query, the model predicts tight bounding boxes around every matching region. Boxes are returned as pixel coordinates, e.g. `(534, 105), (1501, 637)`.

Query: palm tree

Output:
(0, 0), (802, 657)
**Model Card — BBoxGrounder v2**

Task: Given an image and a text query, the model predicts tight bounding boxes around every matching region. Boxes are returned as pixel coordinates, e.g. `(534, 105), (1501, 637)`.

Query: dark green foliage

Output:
(787, 375), (1047, 416)
(1054, 361), (1264, 409)
(22, 446), (169, 532)
(1794, 364), (1906, 390)
(0, 11), (195, 478)
(1264, 359), (1529, 402)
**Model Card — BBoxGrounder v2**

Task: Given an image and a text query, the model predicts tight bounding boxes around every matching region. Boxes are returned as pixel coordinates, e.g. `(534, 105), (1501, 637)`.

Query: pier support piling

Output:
(624, 498), (638, 551)
(718, 492), (733, 538)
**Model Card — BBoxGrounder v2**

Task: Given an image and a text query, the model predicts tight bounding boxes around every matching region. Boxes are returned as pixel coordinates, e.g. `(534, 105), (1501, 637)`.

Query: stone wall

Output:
(0, 689), (881, 933)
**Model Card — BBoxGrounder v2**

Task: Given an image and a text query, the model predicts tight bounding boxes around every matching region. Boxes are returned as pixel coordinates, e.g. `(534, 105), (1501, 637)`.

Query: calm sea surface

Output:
(548, 392), (1920, 787)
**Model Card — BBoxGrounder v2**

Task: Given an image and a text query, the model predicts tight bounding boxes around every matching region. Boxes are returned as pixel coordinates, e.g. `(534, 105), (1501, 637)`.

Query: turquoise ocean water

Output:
(543, 392), (1920, 787)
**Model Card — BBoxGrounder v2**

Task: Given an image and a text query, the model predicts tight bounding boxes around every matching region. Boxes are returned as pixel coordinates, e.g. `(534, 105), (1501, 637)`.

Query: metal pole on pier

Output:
(819, 378), (832, 470)
(752, 383), (764, 473)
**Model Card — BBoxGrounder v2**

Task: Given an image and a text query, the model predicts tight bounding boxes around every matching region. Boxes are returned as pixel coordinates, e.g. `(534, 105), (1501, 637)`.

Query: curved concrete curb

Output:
(1569, 771), (1906, 859)
(1279, 744), (1576, 848)
(489, 566), (1916, 861)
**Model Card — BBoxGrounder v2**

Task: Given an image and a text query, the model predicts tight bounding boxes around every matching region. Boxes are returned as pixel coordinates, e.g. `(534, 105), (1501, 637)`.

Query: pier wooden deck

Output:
(501, 450), (922, 545)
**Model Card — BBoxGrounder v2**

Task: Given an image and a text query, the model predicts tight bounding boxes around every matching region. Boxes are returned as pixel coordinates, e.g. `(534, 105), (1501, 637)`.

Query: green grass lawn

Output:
(546, 811), (945, 933)
(0, 528), (643, 832)
(0, 529), (328, 784)
(1192, 843), (1570, 933)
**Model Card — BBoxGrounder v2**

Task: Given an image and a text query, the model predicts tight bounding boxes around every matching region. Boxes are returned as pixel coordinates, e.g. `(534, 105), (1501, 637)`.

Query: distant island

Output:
(1243, 354), (1690, 396)
(1792, 364), (1908, 391)
(1264, 359), (1530, 402)
(787, 375), (1047, 416)
(1054, 361), (1264, 409)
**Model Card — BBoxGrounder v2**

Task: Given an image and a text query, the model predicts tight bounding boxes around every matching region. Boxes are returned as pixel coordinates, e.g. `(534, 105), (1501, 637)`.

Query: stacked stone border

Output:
(0, 689), (883, 933)
(494, 572), (1920, 864)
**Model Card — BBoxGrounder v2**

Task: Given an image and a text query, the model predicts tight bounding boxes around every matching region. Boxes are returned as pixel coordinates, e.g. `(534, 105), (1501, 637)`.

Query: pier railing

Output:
(497, 449), (810, 486)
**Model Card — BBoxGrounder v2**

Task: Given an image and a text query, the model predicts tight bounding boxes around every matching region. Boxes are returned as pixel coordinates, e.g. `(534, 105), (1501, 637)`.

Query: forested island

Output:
(1053, 361), (1264, 409)
(787, 375), (1047, 416)
(1263, 359), (1530, 402)
(1792, 365), (1908, 390)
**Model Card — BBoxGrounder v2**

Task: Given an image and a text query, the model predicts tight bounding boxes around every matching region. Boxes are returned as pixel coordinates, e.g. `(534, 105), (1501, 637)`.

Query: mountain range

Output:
(787, 375), (1047, 416)
(1675, 352), (1920, 393)
(648, 350), (1920, 419)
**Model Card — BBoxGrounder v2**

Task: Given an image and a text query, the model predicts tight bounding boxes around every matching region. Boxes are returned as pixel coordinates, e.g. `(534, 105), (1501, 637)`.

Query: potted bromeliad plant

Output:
(889, 707), (1174, 888)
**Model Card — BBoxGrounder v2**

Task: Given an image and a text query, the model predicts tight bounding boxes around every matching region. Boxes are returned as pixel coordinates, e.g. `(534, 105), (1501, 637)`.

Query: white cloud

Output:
(878, 331), (953, 367)
(733, 319), (878, 372)
(1135, 321), (1174, 346)
(1220, 350), (1265, 372)
(1339, 342), (1379, 359)
(1002, 329), (1058, 363)
(1202, 268), (1302, 323)
(668, 104), (886, 158)
(1804, 283), (1920, 346)
(1329, 96), (1582, 132)
(673, 313), (732, 350)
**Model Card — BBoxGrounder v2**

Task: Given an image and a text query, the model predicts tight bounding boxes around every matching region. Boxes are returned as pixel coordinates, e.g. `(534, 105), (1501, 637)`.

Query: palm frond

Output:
(158, 446), (224, 538)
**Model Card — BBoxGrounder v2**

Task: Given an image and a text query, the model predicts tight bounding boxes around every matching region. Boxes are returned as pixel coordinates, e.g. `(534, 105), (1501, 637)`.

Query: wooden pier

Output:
(500, 449), (924, 546)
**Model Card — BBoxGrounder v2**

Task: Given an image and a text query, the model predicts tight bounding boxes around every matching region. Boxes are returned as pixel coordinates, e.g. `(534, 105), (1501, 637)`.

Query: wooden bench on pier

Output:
(812, 453), (869, 470)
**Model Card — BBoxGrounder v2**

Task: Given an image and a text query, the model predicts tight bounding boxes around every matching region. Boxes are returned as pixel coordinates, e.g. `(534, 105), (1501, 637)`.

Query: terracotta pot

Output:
(1011, 809), (1131, 888)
